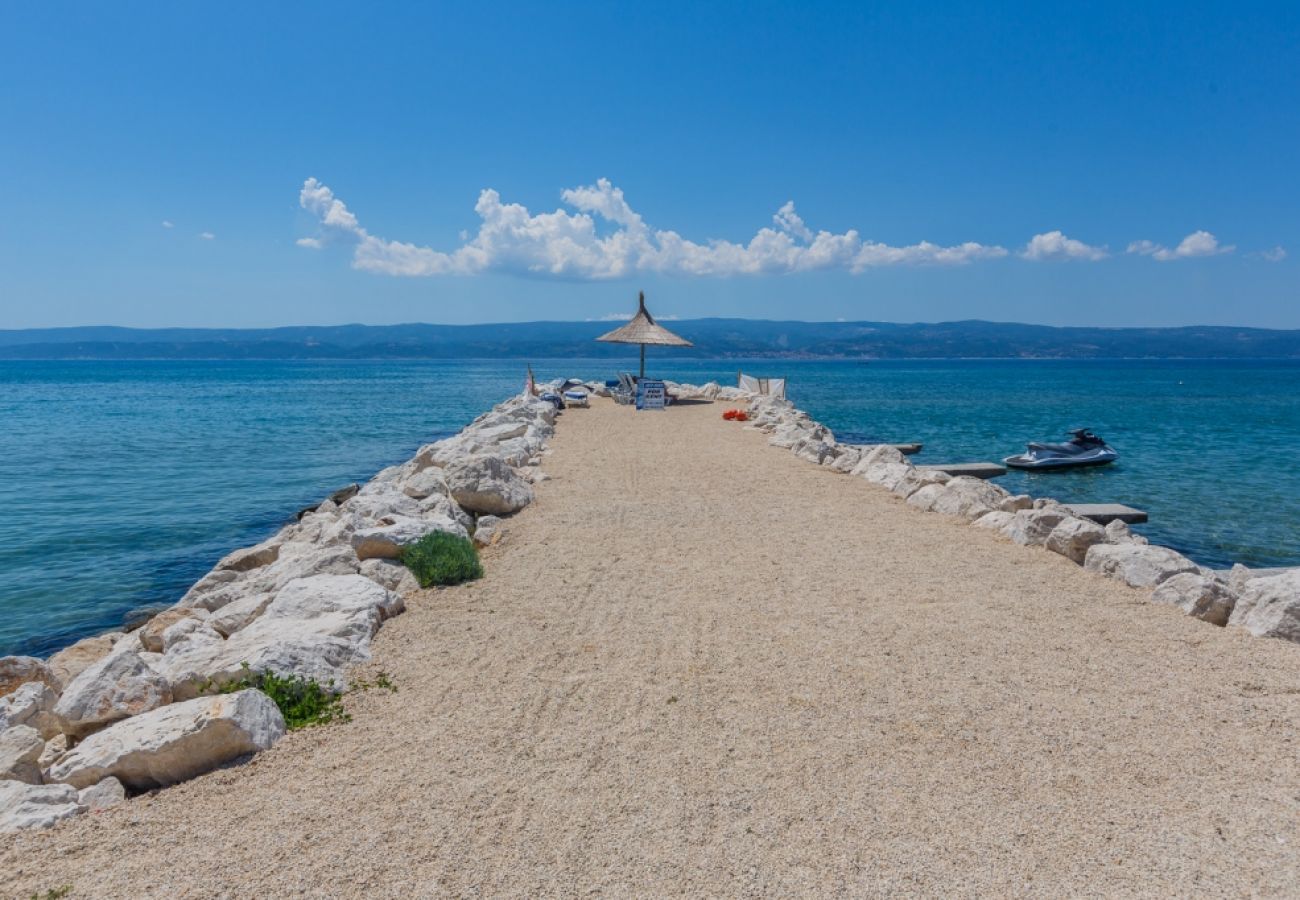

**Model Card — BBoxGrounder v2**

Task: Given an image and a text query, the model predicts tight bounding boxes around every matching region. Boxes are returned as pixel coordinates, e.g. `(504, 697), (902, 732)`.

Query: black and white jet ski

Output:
(1004, 428), (1118, 470)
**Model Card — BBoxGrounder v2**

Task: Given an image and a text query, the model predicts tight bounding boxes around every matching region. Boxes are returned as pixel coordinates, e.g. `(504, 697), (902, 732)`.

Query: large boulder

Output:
(1045, 517), (1108, 564)
(46, 689), (286, 792)
(78, 776), (126, 811)
(215, 537), (282, 573)
(0, 682), (61, 740)
(0, 724), (44, 784)
(207, 593), (273, 638)
(443, 455), (534, 516)
(850, 445), (907, 476)
(892, 468), (951, 500)
(350, 514), (465, 560)
(908, 476), (1009, 521)
(472, 515), (503, 548)
(1105, 519), (1148, 545)
(1151, 573), (1238, 626)
(860, 462), (914, 491)
(53, 643), (173, 740)
(359, 558), (421, 594)
(137, 607), (208, 653)
(160, 574), (400, 699)
(1000, 508), (1070, 547)
(971, 511), (1016, 532)
(1083, 543), (1200, 588)
(0, 780), (83, 832)
(400, 467), (451, 500)
(47, 632), (126, 689)
(792, 436), (836, 465)
(1227, 571), (1300, 643)
(0, 657), (60, 698)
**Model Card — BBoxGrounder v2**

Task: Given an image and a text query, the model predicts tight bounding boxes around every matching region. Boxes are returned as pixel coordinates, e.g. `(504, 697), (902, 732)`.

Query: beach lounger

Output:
(612, 372), (636, 405)
(563, 389), (589, 407)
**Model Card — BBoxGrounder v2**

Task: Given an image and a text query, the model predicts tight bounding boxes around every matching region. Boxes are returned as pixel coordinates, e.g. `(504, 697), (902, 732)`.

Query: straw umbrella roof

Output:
(596, 292), (693, 347)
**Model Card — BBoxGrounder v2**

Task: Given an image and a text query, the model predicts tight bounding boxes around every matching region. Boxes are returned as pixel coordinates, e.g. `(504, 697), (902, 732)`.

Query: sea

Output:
(2, 357), (1298, 657)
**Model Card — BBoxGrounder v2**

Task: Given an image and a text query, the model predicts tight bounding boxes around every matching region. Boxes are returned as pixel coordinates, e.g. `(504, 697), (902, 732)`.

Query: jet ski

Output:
(1004, 428), (1118, 470)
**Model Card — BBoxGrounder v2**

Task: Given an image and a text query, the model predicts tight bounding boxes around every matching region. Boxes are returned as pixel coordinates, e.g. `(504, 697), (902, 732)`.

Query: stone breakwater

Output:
(744, 392), (1300, 645)
(0, 390), (562, 832)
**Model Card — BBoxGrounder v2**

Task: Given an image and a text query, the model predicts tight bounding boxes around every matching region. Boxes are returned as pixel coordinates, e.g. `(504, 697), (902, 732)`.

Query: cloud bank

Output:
(1021, 230), (1108, 261)
(298, 178), (1257, 279)
(298, 178), (1007, 279)
(1127, 230), (1233, 261)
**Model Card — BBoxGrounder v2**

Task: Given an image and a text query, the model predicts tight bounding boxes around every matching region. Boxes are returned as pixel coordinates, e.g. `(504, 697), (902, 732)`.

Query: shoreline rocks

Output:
(742, 390), (1300, 648)
(2, 389), (563, 832)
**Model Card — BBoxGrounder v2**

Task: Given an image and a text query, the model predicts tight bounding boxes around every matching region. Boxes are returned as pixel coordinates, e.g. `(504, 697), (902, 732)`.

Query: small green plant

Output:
(351, 671), (398, 694)
(400, 530), (483, 588)
(221, 665), (349, 729)
(30, 888), (72, 900)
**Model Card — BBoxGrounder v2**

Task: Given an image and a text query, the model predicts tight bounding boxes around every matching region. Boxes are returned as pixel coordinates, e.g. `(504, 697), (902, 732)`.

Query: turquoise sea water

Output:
(2, 358), (1298, 656)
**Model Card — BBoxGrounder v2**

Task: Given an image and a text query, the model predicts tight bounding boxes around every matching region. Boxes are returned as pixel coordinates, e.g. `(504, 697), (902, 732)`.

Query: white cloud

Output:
(161, 220), (174, 229)
(199, 231), (215, 240)
(296, 237), (323, 249)
(587, 312), (634, 321)
(1127, 230), (1233, 261)
(1021, 230), (1108, 261)
(297, 177), (1008, 279)
(1255, 246), (1286, 262)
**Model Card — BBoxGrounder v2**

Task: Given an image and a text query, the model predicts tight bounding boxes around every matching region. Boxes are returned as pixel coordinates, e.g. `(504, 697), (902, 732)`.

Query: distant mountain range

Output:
(2, 320), (1299, 360)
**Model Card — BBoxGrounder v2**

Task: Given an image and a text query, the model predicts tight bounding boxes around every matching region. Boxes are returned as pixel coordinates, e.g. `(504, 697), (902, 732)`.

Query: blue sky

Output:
(1, 2), (1296, 328)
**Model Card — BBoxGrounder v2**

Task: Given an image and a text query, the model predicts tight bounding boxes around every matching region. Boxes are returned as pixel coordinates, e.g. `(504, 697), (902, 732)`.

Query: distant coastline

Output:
(3, 319), (1300, 360)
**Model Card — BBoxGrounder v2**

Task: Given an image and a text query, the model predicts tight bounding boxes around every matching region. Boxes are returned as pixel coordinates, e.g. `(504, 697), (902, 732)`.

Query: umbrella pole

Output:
(639, 343), (646, 379)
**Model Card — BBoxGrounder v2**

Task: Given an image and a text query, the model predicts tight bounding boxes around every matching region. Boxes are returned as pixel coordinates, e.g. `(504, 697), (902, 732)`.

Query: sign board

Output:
(636, 380), (667, 410)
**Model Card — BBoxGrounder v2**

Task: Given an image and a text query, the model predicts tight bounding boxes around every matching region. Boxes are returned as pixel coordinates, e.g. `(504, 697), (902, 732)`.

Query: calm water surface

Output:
(2, 357), (1297, 656)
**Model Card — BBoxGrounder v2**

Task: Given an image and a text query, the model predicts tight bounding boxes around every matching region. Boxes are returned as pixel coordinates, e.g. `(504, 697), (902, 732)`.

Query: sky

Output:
(0, 1), (1297, 329)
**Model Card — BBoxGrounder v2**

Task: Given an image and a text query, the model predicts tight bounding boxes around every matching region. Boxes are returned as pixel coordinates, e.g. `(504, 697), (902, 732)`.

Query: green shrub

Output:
(221, 665), (349, 729)
(400, 530), (483, 588)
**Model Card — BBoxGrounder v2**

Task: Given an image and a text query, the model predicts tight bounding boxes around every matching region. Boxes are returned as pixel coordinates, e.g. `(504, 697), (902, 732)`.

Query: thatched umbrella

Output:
(596, 291), (693, 378)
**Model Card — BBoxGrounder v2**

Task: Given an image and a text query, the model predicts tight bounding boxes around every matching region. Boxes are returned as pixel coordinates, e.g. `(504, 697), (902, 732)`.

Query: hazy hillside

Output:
(1, 320), (1298, 360)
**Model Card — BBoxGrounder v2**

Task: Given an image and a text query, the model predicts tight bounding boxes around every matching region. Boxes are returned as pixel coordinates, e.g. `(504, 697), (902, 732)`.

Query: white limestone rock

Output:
(1104, 519), (1148, 545)
(215, 537), (281, 573)
(473, 515), (503, 548)
(1001, 508), (1070, 547)
(971, 511), (1016, 532)
(0, 682), (61, 740)
(160, 574), (400, 699)
(359, 558), (421, 594)
(850, 445), (906, 475)
(78, 776), (126, 810)
(1083, 543), (1199, 588)
(0, 656), (60, 698)
(1227, 571), (1300, 643)
(443, 454), (534, 516)
(999, 494), (1034, 513)
(160, 619), (224, 655)
(792, 436), (836, 465)
(0, 780), (83, 832)
(400, 466), (451, 500)
(892, 468), (951, 500)
(0, 724), (44, 784)
(909, 476), (1009, 521)
(53, 643), (173, 740)
(46, 632), (126, 690)
(47, 689), (286, 792)
(824, 445), (864, 473)
(38, 733), (68, 772)
(137, 607), (209, 653)
(860, 462), (914, 491)
(350, 514), (465, 560)
(1045, 517), (1108, 564)
(208, 593), (273, 637)
(1151, 573), (1238, 626)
